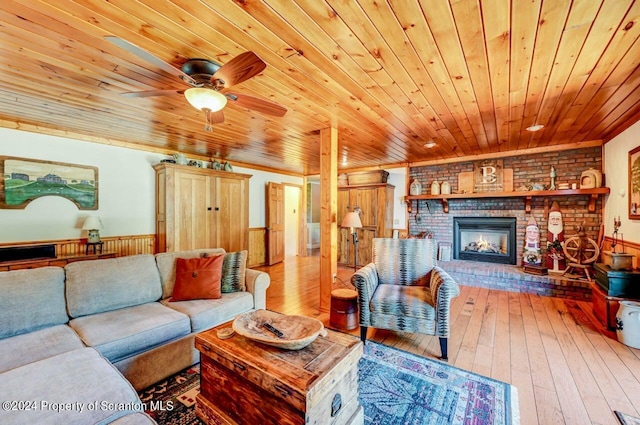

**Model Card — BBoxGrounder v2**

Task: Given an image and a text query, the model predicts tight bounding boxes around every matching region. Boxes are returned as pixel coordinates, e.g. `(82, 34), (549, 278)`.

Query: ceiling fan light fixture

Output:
(184, 87), (227, 112)
(526, 124), (544, 132)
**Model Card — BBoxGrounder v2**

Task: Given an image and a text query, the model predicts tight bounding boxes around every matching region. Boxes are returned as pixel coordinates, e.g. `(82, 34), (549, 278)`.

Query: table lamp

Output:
(82, 216), (104, 243)
(341, 207), (363, 271)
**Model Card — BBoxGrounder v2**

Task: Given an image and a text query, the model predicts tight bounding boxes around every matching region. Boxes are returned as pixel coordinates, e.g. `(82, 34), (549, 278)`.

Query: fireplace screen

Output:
(460, 230), (508, 255)
(453, 217), (517, 265)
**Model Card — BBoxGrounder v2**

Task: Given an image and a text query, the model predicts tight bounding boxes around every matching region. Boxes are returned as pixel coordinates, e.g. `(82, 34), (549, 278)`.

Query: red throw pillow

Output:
(171, 256), (224, 301)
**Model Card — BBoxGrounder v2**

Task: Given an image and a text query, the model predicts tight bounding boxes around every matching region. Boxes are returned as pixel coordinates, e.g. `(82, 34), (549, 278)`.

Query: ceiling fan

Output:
(105, 36), (287, 131)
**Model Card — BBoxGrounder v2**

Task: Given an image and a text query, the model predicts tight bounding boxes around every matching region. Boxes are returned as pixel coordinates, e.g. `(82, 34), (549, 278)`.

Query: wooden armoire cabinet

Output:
(338, 183), (395, 267)
(154, 164), (251, 253)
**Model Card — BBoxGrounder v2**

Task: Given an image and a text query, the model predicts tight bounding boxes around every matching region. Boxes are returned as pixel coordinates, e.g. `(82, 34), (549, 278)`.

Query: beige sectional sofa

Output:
(0, 248), (270, 425)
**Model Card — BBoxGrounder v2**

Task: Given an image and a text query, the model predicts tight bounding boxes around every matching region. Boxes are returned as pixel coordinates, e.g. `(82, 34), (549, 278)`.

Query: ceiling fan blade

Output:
(227, 93), (287, 117)
(212, 52), (266, 88)
(121, 89), (183, 98)
(105, 36), (196, 85)
(208, 110), (225, 124)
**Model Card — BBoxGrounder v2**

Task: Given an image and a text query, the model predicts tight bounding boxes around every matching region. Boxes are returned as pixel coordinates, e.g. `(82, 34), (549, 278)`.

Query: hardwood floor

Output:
(256, 255), (640, 425)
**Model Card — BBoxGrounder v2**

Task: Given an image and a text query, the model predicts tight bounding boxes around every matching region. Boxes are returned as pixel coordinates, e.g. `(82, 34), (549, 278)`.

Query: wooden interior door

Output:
(266, 182), (285, 265)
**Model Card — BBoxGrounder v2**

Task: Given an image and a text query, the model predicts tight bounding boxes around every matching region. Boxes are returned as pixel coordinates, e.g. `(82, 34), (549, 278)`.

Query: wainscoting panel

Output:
(0, 234), (156, 258)
(602, 236), (640, 269)
(248, 228), (267, 267)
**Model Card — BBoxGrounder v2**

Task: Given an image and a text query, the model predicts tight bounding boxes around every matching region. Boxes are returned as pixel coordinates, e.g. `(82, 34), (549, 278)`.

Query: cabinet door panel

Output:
(337, 189), (351, 264)
(357, 228), (376, 266)
(156, 165), (250, 254)
(214, 176), (247, 252)
(339, 228), (351, 265)
(352, 188), (378, 227)
(174, 172), (209, 251)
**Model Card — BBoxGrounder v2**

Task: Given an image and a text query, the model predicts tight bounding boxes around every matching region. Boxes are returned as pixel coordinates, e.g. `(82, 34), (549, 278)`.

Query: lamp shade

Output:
(82, 216), (103, 230)
(341, 211), (362, 229)
(184, 88), (228, 112)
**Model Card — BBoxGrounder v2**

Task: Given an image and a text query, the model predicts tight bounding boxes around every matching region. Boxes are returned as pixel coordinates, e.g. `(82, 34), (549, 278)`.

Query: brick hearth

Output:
(439, 260), (592, 301)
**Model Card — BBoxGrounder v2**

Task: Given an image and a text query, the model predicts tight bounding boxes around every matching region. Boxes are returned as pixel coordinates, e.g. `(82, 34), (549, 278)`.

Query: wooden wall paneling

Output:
(602, 236), (640, 269)
(0, 2), (638, 175)
(0, 235), (156, 260)
(511, 0), (547, 149)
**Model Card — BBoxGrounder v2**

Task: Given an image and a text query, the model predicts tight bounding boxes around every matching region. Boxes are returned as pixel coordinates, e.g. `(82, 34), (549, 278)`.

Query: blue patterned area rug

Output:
(139, 342), (519, 425)
(360, 342), (519, 425)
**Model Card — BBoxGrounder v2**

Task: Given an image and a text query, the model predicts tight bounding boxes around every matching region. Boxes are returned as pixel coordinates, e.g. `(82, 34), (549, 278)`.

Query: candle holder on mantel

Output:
(602, 216), (635, 270)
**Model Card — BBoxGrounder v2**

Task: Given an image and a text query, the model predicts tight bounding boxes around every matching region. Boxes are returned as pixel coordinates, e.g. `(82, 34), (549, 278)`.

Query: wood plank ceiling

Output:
(0, 0), (638, 175)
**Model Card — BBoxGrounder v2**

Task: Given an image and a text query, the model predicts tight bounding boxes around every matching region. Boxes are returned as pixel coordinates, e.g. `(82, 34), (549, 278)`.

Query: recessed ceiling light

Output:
(526, 124), (544, 132)
(424, 141), (437, 148)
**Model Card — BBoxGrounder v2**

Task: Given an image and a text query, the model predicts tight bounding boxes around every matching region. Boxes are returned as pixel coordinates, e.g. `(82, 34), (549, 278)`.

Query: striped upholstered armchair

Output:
(351, 238), (460, 360)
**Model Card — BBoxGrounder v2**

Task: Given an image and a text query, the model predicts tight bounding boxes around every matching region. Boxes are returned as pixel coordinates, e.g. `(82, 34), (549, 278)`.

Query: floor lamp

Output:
(341, 207), (363, 271)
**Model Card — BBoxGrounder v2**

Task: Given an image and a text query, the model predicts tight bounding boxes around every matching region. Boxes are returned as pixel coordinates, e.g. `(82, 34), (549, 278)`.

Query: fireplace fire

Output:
(465, 234), (504, 254)
(453, 217), (517, 265)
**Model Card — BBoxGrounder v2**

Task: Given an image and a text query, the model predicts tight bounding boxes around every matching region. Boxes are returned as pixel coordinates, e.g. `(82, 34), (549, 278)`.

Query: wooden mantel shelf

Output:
(406, 187), (610, 213)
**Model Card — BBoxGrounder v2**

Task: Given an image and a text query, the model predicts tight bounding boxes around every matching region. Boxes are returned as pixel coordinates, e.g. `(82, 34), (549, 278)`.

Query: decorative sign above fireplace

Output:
(474, 159), (504, 193)
(471, 159), (514, 193)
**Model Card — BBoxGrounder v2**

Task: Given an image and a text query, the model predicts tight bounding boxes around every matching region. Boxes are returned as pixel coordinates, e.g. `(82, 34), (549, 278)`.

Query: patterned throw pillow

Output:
(171, 256), (224, 301)
(220, 251), (248, 293)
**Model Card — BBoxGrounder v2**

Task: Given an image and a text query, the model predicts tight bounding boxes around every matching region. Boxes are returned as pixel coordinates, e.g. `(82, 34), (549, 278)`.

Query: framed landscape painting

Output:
(0, 156), (98, 210)
(630, 146), (640, 219)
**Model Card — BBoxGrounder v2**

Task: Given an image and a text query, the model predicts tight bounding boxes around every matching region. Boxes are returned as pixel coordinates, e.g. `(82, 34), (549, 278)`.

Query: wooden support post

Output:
(319, 127), (338, 314)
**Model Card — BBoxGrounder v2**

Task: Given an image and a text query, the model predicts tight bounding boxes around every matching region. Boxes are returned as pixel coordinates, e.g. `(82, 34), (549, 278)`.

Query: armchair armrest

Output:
(245, 269), (271, 310)
(429, 266), (460, 338)
(350, 263), (379, 325)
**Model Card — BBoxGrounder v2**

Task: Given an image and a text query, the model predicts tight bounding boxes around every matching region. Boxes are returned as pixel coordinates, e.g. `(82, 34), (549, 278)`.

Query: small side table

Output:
(330, 288), (359, 331)
(86, 242), (104, 255)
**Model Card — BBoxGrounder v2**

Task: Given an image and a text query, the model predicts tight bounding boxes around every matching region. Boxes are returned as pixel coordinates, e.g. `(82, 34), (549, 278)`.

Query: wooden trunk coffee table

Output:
(195, 318), (364, 425)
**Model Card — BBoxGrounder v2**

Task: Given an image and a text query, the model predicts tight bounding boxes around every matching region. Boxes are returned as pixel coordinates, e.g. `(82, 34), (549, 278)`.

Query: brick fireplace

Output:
(408, 146), (603, 301)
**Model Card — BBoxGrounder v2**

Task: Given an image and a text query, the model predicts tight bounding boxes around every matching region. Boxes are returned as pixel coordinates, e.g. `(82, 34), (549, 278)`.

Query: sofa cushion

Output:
(0, 348), (143, 425)
(0, 267), (67, 338)
(155, 249), (226, 299)
(0, 324), (84, 373)
(172, 256), (224, 301)
(370, 284), (435, 320)
(66, 254), (162, 318)
(162, 291), (254, 332)
(68, 302), (191, 363)
(220, 250), (248, 293)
